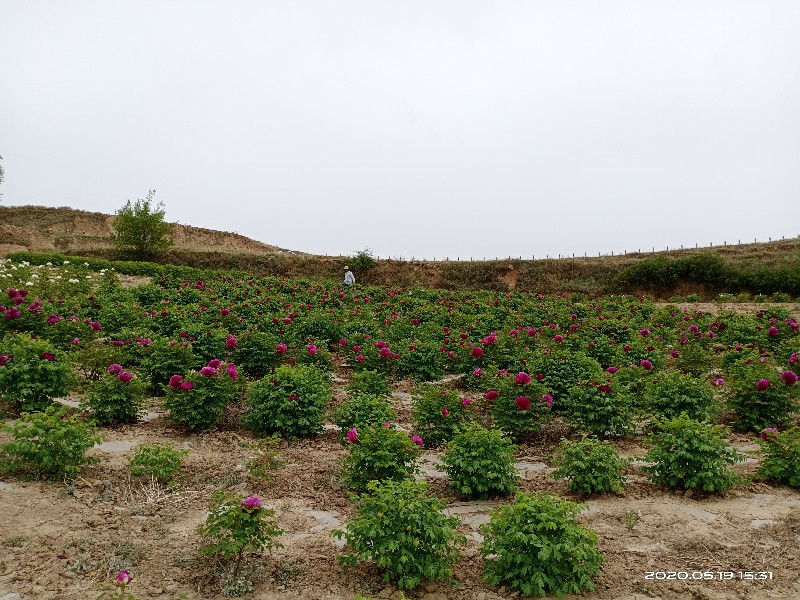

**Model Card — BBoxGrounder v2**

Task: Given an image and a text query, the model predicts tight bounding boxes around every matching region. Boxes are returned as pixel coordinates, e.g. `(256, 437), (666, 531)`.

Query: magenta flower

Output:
(670, 350), (679, 358)
(515, 395), (531, 410)
(379, 347), (391, 358)
(712, 377), (725, 387)
(411, 435), (424, 446)
(115, 570), (132, 587)
(756, 378), (770, 391)
(352, 345), (362, 352)
(289, 394), (298, 401)
(514, 372), (532, 385)
(599, 384), (611, 393)
(471, 346), (484, 359)
(553, 334), (564, 343)
(461, 397), (471, 406)
(5, 307), (20, 319)
(240, 495), (262, 512)
(640, 360), (653, 370)
(767, 327), (779, 336)
(7, 289), (18, 298)
(208, 359), (222, 368)
(606, 366), (618, 374)
(472, 368), (483, 377)
(789, 353), (798, 365)
(346, 427), (358, 443)
(339, 338), (347, 346)
(306, 344), (318, 355)
(108, 364), (123, 374)
(226, 364), (239, 379)
(226, 335), (237, 348)
(89, 321), (101, 331)
(71, 337), (79, 345)
(541, 393), (554, 407)
(640, 328), (650, 337)
(780, 370), (798, 386)
(47, 314), (61, 324)
(0, 354), (11, 367)
(275, 343), (287, 355)
(117, 372), (133, 383)
(200, 366), (217, 377)
(221, 308), (231, 316)
(760, 428), (780, 441)
(484, 390), (499, 401)
(169, 375), (184, 388)
(39, 352), (56, 362)
(441, 407), (449, 416)
(355, 354), (365, 361)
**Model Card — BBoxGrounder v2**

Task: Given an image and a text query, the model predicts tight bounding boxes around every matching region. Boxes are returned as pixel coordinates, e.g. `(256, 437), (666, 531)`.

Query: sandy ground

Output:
(1, 369), (799, 600)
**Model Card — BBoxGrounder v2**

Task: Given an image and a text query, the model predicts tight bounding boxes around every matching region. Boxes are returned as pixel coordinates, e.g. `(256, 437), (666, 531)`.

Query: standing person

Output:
(343, 266), (355, 287)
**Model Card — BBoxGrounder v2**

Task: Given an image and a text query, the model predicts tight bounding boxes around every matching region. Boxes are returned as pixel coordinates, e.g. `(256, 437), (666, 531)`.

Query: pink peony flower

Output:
(180, 381), (194, 390)
(484, 390), (499, 401)
(760, 428), (779, 441)
(553, 334), (564, 343)
(346, 427), (358, 443)
(640, 328), (650, 337)
(640, 360), (653, 370)
(117, 371), (133, 383)
(108, 363), (123, 374)
(169, 375), (184, 388)
(780, 370), (798, 386)
(208, 359), (222, 368)
(599, 384), (611, 393)
(47, 314), (61, 324)
(471, 346), (484, 359)
(670, 350), (679, 358)
(226, 364), (238, 380)
(307, 344), (318, 355)
(221, 308), (231, 316)
(39, 352), (56, 362)
(441, 407), (449, 416)
(514, 372), (532, 385)
(379, 347), (391, 358)
(756, 378), (770, 391)
(515, 395), (531, 410)
(275, 343), (288, 355)
(768, 327), (779, 336)
(240, 495), (262, 512)
(356, 354), (365, 361)
(712, 377), (725, 387)
(200, 366), (217, 377)
(226, 335), (237, 348)
(411, 435), (424, 446)
(541, 393), (554, 407)
(115, 570), (132, 587)
(472, 368), (483, 377)
(461, 397), (471, 406)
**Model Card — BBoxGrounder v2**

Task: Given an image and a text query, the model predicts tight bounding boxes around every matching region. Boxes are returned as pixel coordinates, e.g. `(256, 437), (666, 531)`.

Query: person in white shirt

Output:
(343, 266), (355, 286)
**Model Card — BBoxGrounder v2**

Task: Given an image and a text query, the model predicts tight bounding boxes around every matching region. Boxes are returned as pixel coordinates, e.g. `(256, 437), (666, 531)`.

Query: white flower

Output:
(63, 261), (70, 265)
(68, 278), (80, 284)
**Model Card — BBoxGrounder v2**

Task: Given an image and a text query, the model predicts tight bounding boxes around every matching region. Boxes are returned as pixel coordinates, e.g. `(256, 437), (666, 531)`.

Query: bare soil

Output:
(1, 368), (799, 600)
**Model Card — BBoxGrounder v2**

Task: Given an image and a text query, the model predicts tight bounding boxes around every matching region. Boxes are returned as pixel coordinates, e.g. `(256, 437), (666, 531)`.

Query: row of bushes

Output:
(9, 249), (800, 296)
(613, 253), (800, 295)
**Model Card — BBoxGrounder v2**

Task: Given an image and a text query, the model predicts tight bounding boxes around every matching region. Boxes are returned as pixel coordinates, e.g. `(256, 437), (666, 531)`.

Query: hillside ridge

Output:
(0, 205), (301, 256)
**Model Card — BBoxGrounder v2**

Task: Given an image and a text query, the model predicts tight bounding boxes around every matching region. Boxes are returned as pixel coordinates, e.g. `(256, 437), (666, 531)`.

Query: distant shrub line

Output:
(7, 249), (800, 296)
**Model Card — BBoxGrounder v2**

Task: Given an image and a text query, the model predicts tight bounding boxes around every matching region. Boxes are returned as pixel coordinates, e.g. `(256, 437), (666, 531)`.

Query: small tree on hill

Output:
(112, 189), (173, 259)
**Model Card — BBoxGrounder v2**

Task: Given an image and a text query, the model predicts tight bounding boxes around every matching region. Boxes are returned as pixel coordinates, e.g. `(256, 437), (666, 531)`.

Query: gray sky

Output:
(2, 1), (799, 260)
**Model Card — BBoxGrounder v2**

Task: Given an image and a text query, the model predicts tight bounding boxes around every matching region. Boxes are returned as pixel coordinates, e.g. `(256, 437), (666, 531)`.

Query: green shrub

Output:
(485, 371), (551, 442)
(480, 493), (604, 597)
(333, 395), (395, 442)
(80, 366), (146, 425)
(139, 338), (197, 394)
(727, 368), (799, 432)
(345, 369), (391, 397)
(756, 427), (800, 488)
(197, 490), (283, 584)
(233, 331), (281, 378)
(243, 365), (330, 438)
(641, 413), (742, 493)
(0, 406), (100, 480)
(340, 425), (420, 491)
(411, 385), (473, 447)
(395, 340), (448, 381)
(128, 443), (188, 484)
(164, 360), (242, 431)
(562, 381), (634, 439)
(333, 479), (465, 590)
(440, 426), (518, 499)
(551, 437), (628, 495)
(644, 371), (714, 422)
(0, 334), (75, 413)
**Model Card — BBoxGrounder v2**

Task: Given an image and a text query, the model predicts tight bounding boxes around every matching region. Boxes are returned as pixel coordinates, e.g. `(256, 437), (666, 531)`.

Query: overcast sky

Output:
(1, 1), (799, 260)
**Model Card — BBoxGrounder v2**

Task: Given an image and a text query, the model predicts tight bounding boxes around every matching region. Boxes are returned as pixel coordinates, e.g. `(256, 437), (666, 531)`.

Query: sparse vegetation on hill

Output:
(2, 205), (799, 297)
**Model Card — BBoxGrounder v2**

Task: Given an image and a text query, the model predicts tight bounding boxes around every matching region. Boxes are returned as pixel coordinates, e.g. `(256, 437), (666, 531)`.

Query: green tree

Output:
(112, 189), (173, 258)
